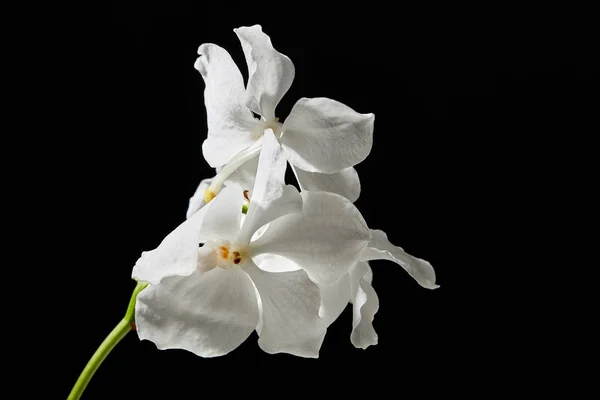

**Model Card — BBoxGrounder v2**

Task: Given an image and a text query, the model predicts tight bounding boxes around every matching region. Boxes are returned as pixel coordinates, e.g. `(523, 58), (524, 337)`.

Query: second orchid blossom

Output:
(192, 24), (373, 213)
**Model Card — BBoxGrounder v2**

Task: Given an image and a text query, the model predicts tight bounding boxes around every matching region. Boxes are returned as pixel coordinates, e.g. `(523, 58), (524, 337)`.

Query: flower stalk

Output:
(67, 280), (148, 400)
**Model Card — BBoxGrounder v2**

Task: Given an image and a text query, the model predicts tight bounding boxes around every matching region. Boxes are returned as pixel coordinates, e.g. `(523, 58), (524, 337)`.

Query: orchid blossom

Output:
(132, 131), (371, 357)
(193, 25), (373, 208)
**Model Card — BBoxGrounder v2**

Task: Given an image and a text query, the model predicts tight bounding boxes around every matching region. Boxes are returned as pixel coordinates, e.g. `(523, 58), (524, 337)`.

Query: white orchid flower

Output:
(317, 229), (440, 349)
(132, 130), (371, 358)
(194, 24), (374, 206)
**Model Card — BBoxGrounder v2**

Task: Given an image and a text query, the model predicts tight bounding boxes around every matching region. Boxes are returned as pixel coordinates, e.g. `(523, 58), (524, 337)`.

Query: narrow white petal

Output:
(281, 97), (374, 174)
(222, 155), (258, 192)
(132, 205), (210, 285)
(198, 185), (244, 242)
(186, 178), (213, 219)
(318, 273), (351, 326)
(360, 229), (439, 289)
(236, 130), (302, 244)
(350, 262), (379, 349)
(244, 261), (326, 358)
(293, 165), (361, 202)
(234, 25), (294, 121)
(195, 44), (262, 167)
(251, 191), (371, 284)
(136, 267), (259, 357)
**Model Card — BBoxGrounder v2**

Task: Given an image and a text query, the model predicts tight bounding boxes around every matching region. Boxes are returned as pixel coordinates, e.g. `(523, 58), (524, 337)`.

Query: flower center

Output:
(211, 240), (250, 269)
(260, 119), (283, 139)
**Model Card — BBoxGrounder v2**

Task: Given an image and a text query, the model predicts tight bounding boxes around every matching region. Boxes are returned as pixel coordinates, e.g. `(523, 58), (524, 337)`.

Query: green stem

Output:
(67, 280), (148, 400)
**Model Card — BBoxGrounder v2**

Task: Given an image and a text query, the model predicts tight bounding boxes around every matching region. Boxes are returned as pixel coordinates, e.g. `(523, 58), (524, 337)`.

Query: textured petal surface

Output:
(236, 130), (302, 244)
(186, 178), (213, 219)
(195, 44), (261, 167)
(293, 165), (361, 202)
(198, 185), (244, 242)
(361, 229), (439, 289)
(350, 262), (379, 349)
(318, 273), (351, 326)
(136, 267), (259, 357)
(234, 25), (294, 121)
(281, 97), (374, 174)
(132, 205), (210, 285)
(244, 261), (326, 358)
(251, 191), (371, 284)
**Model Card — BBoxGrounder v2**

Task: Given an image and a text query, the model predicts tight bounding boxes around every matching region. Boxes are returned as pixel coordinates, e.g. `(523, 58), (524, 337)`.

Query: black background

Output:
(4, 2), (597, 398)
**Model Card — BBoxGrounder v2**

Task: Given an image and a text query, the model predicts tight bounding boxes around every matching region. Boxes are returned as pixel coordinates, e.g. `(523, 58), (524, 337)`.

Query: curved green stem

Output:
(68, 280), (148, 400)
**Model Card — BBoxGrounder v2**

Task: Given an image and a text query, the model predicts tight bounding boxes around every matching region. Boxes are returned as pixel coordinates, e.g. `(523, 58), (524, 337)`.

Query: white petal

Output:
(236, 130), (302, 244)
(350, 262), (379, 349)
(222, 155), (258, 192)
(234, 25), (294, 121)
(132, 205), (210, 285)
(135, 267), (259, 358)
(198, 185), (244, 242)
(253, 253), (301, 273)
(195, 44), (262, 168)
(244, 261), (326, 358)
(293, 165), (361, 202)
(281, 97), (374, 174)
(186, 178), (213, 219)
(318, 274), (351, 326)
(251, 191), (371, 284)
(360, 229), (439, 289)
(350, 262), (373, 297)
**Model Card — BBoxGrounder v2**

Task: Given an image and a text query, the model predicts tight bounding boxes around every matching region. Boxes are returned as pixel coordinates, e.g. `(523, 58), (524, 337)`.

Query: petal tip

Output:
(193, 57), (204, 74)
(233, 24), (263, 36)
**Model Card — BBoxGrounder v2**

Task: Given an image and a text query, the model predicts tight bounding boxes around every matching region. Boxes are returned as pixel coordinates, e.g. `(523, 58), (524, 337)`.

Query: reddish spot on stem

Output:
(131, 322), (137, 331)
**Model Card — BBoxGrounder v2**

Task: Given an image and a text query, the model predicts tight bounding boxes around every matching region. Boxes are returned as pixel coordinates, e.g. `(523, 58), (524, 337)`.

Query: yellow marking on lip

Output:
(204, 189), (216, 204)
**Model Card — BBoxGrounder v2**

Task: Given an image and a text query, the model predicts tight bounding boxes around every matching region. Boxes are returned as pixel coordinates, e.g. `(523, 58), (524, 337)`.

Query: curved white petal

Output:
(236, 130), (302, 245)
(234, 25), (294, 121)
(135, 267), (259, 358)
(349, 262), (379, 349)
(293, 165), (361, 202)
(198, 185), (244, 242)
(360, 229), (439, 289)
(251, 191), (371, 284)
(132, 205), (210, 285)
(281, 97), (374, 174)
(244, 261), (325, 358)
(195, 44), (262, 168)
(186, 178), (213, 219)
(222, 155), (258, 192)
(318, 273), (351, 326)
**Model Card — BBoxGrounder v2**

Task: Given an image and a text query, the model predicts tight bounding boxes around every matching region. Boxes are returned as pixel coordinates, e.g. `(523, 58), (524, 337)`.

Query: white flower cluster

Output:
(132, 25), (439, 358)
